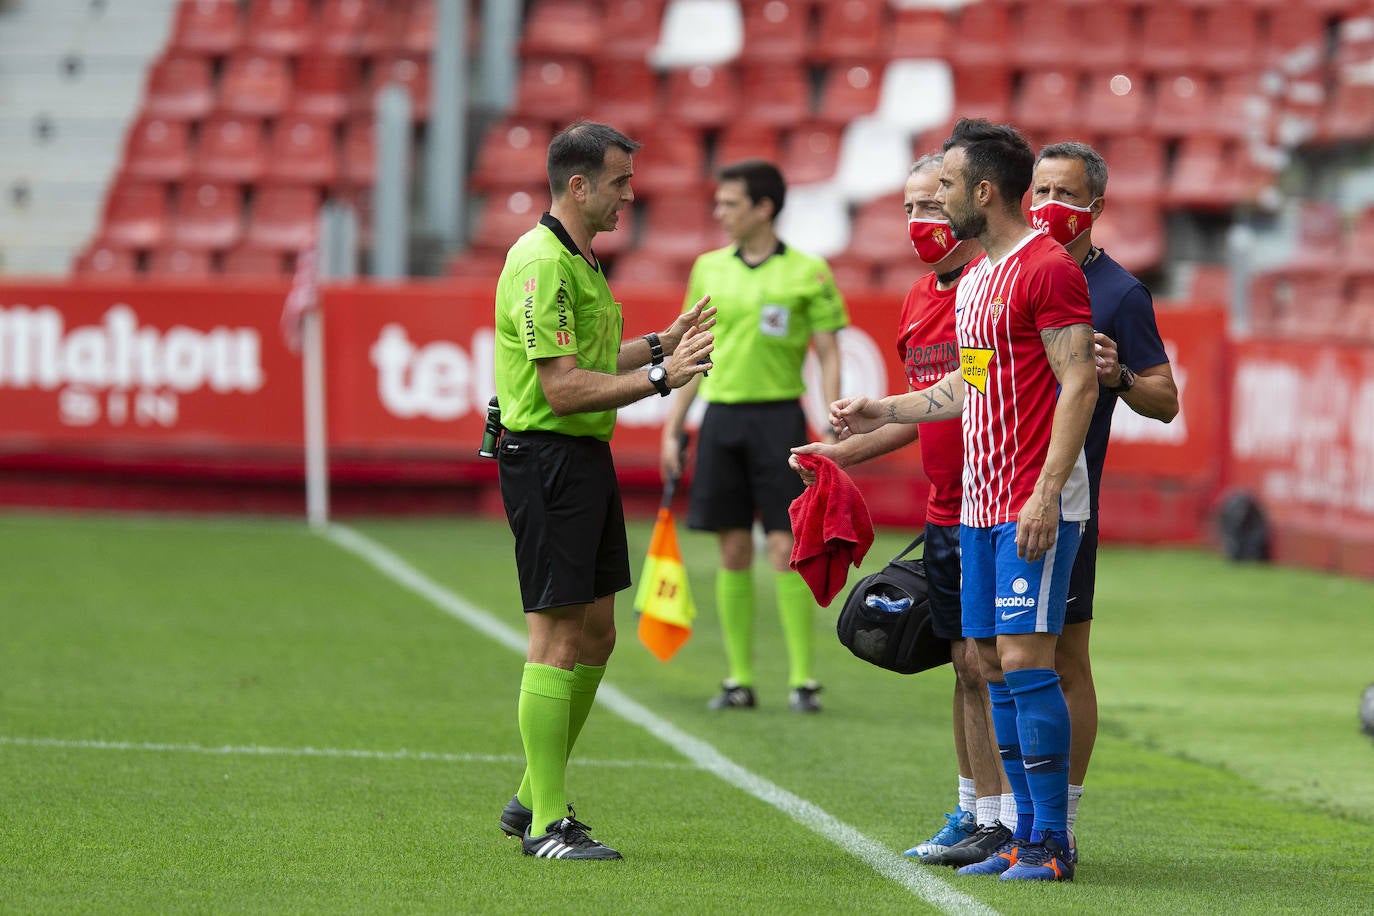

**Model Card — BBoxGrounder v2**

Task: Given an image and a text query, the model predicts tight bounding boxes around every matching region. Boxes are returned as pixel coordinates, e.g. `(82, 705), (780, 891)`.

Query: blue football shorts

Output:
(959, 519), (1085, 639)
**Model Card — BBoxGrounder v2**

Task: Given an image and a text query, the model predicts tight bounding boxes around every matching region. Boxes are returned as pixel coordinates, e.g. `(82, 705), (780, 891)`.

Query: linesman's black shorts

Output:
(924, 521), (963, 641)
(498, 430), (631, 612)
(1065, 513), (1098, 624)
(688, 400), (807, 534)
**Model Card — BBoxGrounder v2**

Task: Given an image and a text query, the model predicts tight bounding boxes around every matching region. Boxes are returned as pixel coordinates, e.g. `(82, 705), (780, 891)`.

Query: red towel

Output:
(788, 453), (875, 606)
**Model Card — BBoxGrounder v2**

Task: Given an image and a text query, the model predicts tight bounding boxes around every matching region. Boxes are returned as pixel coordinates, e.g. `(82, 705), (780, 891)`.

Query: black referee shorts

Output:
(497, 431), (631, 613)
(1065, 513), (1098, 624)
(687, 400), (807, 534)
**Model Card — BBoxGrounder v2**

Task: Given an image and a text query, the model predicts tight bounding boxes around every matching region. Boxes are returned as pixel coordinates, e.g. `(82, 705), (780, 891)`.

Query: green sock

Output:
(516, 662), (606, 808)
(775, 570), (816, 688)
(716, 568), (755, 686)
(517, 662), (575, 834)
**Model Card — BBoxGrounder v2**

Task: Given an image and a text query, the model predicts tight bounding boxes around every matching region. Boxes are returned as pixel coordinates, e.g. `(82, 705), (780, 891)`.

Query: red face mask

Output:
(1029, 199), (1099, 246)
(908, 217), (965, 265)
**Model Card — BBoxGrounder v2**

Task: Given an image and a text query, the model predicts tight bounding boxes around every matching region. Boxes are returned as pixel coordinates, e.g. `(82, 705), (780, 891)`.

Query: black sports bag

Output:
(836, 532), (950, 675)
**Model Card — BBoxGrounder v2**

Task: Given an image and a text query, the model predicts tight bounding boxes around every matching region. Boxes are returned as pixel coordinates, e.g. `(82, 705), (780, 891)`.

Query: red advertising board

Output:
(0, 282), (302, 454)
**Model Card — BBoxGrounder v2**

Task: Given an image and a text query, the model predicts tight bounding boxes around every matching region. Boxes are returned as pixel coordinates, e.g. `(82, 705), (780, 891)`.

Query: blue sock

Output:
(1005, 667), (1071, 838)
(987, 678), (1034, 840)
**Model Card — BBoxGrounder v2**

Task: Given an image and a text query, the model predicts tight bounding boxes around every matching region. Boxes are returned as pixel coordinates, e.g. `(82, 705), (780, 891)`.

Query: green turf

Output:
(1, 511), (1371, 914)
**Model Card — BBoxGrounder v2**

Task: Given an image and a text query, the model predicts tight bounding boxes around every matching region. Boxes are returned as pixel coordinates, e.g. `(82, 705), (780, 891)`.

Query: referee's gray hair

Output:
(1036, 141), (1108, 198)
(910, 154), (943, 176)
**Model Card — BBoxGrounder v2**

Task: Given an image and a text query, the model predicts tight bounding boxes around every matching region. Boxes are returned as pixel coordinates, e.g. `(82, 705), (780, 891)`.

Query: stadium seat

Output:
(826, 251), (877, 293)
(218, 54), (293, 118)
(221, 243), (289, 277)
(445, 248), (507, 280)
(262, 117), (339, 187)
(143, 54), (216, 121)
(245, 185), (321, 251)
(1081, 71), (1149, 136)
(1197, 3), (1260, 73)
(714, 122), (782, 170)
(649, 0), (744, 68)
(192, 115), (267, 184)
(608, 249), (694, 287)
(72, 243), (138, 279)
(637, 194), (722, 262)
(779, 121), (842, 185)
(244, 0), (311, 55)
(663, 65), (741, 129)
(889, 7), (951, 60)
(1346, 206), (1374, 265)
(1091, 203), (1165, 275)
(950, 63), (1011, 124)
(358, 55), (432, 120)
(1270, 268), (1347, 336)
(520, 0), (602, 59)
(775, 181), (849, 258)
(1099, 135), (1166, 203)
(470, 119), (551, 193)
(1183, 262), (1231, 309)
(1320, 77), (1374, 144)
(739, 61), (812, 127)
(876, 59), (953, 135)
(742, 0), (811, 62)
(1138, 1), (1199, 73)
(601, 0), (667, 60)
(100, 181), (168, 249)
(811, 0), (889, 62)
(339, 115), (376, 188)
(816, 60), (882, 126)
(1294, 201), (1344, 270)
(312, 0), (384, 56)
(842, 191), (912, 269)
(874, 258), (930, 297)
(1010, 2), (1074, 69)
(1167, 136), (1242, 210)
(122, 116), (192, 183)
(512, 58), (591, 123)
(1149, 71), (1218, 139)
(948, 1), (1011, 67)
(1077, 1), (1135, 71)
(834, 116), (916, 204)
(586, 58), (661, 132)
(469, 186), (546, 254)
(168, 182), (244, 250)
(630, 122), (709, 197)
(168, 0), (243, 55)
(289, 54), (360, 121)
(1012, 69), (1082, 137)
(148, 244), (214, 279)
(1262, 4), (1326, 64)
(393, 0), (437, 56)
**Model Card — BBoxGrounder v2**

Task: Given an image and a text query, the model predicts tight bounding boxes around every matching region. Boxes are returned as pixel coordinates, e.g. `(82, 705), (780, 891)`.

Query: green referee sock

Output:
(516, 662), (606, 809)
(517, 662), (575, 834)
(715, 568), (755, 687)
(775, 570), (816, 688)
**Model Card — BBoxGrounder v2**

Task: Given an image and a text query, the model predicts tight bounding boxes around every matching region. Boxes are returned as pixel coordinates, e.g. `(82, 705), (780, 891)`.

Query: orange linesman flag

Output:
(635, 506), (696, 662)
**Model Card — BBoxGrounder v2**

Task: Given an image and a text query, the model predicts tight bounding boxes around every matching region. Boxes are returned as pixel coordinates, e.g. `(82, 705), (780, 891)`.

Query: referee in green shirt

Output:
(660, 160), (849, 714)
(493, 121), (715, 860)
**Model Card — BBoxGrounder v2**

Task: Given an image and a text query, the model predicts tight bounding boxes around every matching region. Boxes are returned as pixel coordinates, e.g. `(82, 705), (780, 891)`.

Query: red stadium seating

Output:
(779, 121), (842, 185)
(1099, 135), (1167, 203)
(663, 65), (741, 129)
(826, 251), (877, 293)
(742, 0), (811, 62)
(148, 244), (214, 279)
(100, 181), (168, 249)
(244, 0), (311, 55)
(143, 54), (216, 120)
(470, 119), (551, 193)
(168, 182), (244, 250)
(811, 0), (889, 62)
(1197, 3), (1260, 73)
(889, 7), (951, 59)
(608, 249), (693, 287)
(168, 0), (243, 55)
(222, 244), (290, 277)
(263, 116), (340, 186)
(122, 116), (192, 183)
(1263, 4), (1326, 64)
(1346, 206), (1374, 265)
(513, 58), (590, 123)
(630, 122), (709, 197)
(586, 58), (661, 132)
(192, 115), (267, 183)
(393, 0), (436, 56)
(637, 194), (722, 263)
(815, 60), (882, 126)
(356, 55), (432, 120)
(1076, 2), (1135, 71)
(1081, 71), (1149, 136)
(1320, 77), (1374, 144)
(1167, 136), (1243, 210)
(445, 249), (507, 281)
(1013, 69), (1083, 136)
(312, 0), (384, 56)
(1138, 1), (1199, 73)
(1011, 2), (1075, 69)
(1091, 203), (1165, 275)
(339, 115), (376, 188)
(219, 53), (292, 118)
(950, 63), (1012, 124)
(842, 192), (913, 270)
(246, 185), (321, 251)
(289, 54), (360, 121)
(468, 187), (547, 254)
(739, 61), (812, 127)
(948, 1), (1011, 67)
(520, 0), (602, 59)
(601, 0), (667, 60)
(72, 243), (138, 279)
(715, 122), (782, 169)
(1148, 71), (1218, 139)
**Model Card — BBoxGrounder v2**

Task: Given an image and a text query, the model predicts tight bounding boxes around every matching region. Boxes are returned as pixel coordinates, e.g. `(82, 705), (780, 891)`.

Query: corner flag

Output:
(636, 431), (695, 662)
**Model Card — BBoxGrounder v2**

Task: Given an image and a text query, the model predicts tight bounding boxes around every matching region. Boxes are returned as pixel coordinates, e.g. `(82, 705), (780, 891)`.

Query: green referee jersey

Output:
(684, 242), (848, 404)
(493, 213), (624, 441)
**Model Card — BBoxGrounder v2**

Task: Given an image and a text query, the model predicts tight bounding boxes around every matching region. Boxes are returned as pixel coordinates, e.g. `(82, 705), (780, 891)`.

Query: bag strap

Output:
(891, 531), (926, 562)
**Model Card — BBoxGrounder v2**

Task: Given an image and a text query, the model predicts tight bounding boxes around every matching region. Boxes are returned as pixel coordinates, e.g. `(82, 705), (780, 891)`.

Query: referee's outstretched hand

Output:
(663, 325), (713, 389)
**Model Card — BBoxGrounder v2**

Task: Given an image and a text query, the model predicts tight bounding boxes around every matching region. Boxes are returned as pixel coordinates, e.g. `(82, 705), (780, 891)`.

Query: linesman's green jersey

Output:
(684, 243), (848, 404)
(494, 214), (623, 441)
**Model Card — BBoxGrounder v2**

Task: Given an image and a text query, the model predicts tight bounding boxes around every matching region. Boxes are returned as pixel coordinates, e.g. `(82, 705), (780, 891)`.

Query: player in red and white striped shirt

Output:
(831, 119), (1097, 882)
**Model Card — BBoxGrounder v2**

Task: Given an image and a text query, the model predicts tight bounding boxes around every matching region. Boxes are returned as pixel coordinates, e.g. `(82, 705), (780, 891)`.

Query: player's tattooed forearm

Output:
(1041, 325), (1093, 375)
(921, 380), (956, 415)
(887, 400), (899, 423)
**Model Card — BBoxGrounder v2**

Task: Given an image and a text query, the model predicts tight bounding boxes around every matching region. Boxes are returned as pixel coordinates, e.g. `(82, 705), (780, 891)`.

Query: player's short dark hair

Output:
(717, 159), (787, 220)
(942, 118), (1034, 207)
(1036, 141), (1109, 199)
(547, 121), (641, 198)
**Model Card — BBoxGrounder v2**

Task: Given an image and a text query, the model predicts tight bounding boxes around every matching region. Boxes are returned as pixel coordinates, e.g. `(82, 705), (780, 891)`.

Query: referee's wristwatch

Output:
(643, 332), (665, 366)
(1108, 364), (1136, 394)
(648, 364), (671, 397)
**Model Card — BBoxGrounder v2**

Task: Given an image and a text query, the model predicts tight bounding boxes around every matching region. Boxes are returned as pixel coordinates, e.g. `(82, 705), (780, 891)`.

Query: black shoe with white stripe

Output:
(521, 806), (622, 860)
(499, 795), (532, 838)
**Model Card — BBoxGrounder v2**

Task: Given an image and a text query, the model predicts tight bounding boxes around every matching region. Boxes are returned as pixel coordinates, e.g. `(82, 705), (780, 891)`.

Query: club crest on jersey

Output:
(961, 347), (994, 394)
(991, 296), (1005, 321)
(1066, 213), (1079, 235)
(933, 226), (949, 247)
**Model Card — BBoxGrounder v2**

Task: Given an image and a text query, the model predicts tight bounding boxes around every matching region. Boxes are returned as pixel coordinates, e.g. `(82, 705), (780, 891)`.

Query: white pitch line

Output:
(323, 523), (999, 916)
(0, 736), (692, 770)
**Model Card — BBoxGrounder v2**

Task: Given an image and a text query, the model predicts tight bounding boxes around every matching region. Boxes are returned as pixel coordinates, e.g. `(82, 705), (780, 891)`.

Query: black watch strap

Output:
(644, 332), (664, 366)
(649, 366), (671, 397)
(1108, 365), (1135, 394)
